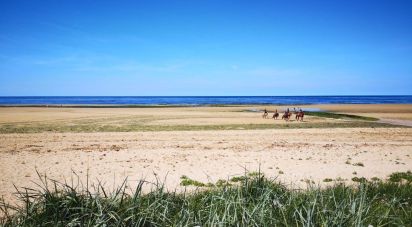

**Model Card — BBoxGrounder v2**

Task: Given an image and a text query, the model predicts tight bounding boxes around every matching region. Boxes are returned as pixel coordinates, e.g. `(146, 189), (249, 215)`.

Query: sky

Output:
(0, 0), (411, 96)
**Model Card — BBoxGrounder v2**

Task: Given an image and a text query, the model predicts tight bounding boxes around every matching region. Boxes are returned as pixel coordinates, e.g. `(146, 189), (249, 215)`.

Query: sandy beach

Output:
(1, 104), (412, 204)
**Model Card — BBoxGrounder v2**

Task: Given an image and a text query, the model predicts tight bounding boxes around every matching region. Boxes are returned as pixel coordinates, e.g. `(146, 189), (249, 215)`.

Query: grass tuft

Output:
(353, 162), (365, 167)
(388, 171), (412, 183)
(352, 177), (368, 183)
(180, 175), (207, 187)
(323, 178), (333, 182)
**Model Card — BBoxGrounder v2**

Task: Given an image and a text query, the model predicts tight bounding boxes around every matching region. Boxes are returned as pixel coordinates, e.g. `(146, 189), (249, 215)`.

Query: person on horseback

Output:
(262, 108), (268, 118)
(272, 109), (279, 119)
(297, 108), (305, 121)
(282, 108), (291, 121)
(295, 107), (299, 120)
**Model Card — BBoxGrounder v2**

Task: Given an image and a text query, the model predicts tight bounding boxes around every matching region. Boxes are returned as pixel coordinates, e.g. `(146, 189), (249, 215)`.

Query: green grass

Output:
(388, 171), (412, 183)
(181, 172), (260, 187)
(0, 121), (402, 133)
(305, 111), (379, 121)
(352, 177), (368, 183)
(1, 172), (411, 226)
(230, 176), (248, 183)
(180, 175), (210, 187)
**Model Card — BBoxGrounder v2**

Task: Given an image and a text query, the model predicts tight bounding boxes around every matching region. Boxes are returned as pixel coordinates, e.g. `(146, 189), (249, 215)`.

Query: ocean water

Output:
(0, 96), (411, 105)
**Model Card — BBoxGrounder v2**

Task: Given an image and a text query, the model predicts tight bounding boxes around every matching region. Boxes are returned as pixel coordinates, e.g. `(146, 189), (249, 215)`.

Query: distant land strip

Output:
(0, 122), (408, 134)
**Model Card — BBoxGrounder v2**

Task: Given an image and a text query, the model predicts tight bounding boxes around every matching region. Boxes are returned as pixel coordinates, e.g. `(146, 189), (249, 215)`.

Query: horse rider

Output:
(263, 108), (268, 118)
(272, 109), (279, 119)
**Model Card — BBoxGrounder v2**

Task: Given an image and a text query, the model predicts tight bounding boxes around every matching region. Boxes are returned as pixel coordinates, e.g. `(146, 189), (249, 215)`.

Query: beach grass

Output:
(0, 121), (403, 133)
(304, 111), (379, 121)
(1, 172), (411, 226)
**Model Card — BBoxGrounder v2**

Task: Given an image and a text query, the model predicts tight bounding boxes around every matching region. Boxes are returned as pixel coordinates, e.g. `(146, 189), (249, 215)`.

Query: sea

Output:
(0, 96), (411, 105)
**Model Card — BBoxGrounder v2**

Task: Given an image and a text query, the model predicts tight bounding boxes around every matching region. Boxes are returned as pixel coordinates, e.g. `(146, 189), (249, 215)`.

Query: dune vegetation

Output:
(1, 171), (411, 226)
(0, 121), (400, 134)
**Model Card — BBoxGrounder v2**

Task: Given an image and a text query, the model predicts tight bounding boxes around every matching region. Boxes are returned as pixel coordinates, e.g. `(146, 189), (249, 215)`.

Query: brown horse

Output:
(296, 111), (305, 121)
(262, 109), (268, 119)
(273, 112), (279, 119)
(294, 110), (299, 120)
(282, 112), (292, 121)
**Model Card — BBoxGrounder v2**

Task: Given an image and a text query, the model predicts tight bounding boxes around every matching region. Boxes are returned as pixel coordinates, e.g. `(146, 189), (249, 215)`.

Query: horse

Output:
(282, 112), (292, 121)
(294, 110), (300, 120)
(296, 111), (305, 121)
(272, 112), (279, 119)
(262, 109), (268, 119)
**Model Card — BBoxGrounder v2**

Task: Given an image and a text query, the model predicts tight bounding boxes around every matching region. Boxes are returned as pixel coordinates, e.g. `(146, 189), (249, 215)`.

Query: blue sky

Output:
(0, 0), (411, 96)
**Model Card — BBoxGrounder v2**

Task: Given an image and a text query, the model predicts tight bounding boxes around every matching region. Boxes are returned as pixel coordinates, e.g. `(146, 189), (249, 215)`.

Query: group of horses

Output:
(262, 108), (305, 121)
